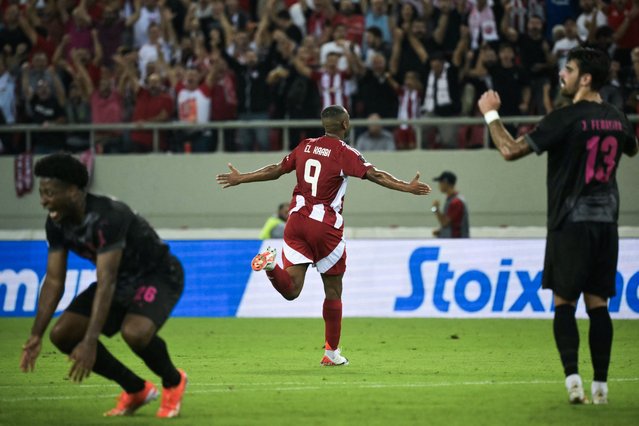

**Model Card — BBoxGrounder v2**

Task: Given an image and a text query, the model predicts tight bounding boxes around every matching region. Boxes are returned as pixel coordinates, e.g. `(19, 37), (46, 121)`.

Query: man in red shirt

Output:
(431, 171), (470, 238)
(607, 0), (639, 67)
(131, 73), (175, 152)
(216, 105), (431, 366)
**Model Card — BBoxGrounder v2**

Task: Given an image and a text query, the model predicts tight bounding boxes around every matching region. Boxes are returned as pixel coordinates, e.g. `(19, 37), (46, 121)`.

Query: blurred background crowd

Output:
(0, 0), (638, 154)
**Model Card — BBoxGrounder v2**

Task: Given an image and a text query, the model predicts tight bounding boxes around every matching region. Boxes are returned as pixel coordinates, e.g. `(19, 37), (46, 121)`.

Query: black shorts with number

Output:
(65, 254), (184, 337)
(542, 221), (618, 301)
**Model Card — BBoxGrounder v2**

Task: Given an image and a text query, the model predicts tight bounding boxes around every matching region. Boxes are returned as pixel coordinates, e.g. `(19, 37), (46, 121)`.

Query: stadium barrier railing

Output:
(2, 115), (636, 153)
(0, 114), (639, 152)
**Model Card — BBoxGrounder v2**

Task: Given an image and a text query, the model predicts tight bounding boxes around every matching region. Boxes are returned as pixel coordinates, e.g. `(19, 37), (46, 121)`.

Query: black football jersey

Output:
(525, 101), (637, 230)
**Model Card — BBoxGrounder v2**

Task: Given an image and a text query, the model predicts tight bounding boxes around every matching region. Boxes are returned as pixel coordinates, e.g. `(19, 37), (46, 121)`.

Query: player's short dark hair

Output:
(35, 152), (89, 189)
(567, 47), (610, 91)
(321, 105), (348, 121)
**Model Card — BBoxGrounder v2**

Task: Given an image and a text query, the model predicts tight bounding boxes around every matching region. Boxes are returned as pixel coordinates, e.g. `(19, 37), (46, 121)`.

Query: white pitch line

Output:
(1, 378), (638, 402)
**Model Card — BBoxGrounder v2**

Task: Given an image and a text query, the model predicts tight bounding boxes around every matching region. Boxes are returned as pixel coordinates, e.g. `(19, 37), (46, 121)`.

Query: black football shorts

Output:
(542, 221), (618, 301)
(65, 254), (184, 336)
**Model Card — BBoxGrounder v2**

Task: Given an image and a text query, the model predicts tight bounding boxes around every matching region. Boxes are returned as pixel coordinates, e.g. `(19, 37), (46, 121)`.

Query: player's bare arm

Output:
(216, 162), (286, 188)
(68, 249), (122, 383)
(20, 249), (68, 373)
(365, 168), (431, 195)
(478, 90), (533, 161)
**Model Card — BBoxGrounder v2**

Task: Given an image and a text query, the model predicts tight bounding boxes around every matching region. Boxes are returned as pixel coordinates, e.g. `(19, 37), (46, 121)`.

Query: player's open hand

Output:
(409, 172), (431, 195)
(20, 334), (42, 372)
(68, 340), (97, 383)
(478, 90), (501, 115)
(216, 163), (242, 188)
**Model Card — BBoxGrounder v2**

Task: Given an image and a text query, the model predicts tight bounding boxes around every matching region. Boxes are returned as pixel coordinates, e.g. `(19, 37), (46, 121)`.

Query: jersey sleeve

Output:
(341, 144), (373, 178)
(280, 143), (301, 173)
(93, 208), (131, 254)
(45, 219), (66, 252)
(524, 109), (570, 154)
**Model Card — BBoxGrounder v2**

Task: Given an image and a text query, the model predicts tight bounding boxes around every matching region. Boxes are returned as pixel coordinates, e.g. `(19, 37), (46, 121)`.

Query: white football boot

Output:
(320, 344), (349, 366)
(565, 374), (587, 404)
(251, 247), (277, 272)
(591, 381), (608, 405)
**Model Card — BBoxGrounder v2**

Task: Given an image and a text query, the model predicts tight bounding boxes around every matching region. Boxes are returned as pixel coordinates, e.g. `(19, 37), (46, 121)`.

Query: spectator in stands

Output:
(225, 0), (249, 31)
(17, 11), (56, 63)
(294, 48), (359, 111)
(355, 52), (397, 119)
(259, 202), (290, 239)
(607, 0), (639, 68)
(54, 33), (103, 88)
(486, 42), (531, 139)
(355, 113), (396, 151)
(0, 5), (30, 67)
(396, 1), (418, 32)
(361, 25), (390, 66)
(65, 80), (92, 152)
(431, 0), (464, 56)
(576, 0), (607, 43)
(502, 14), (554, 114)
(265, 7), (303, 45)
(431, 170), (469, 238)
(468, 0), (499, 50)
(387, 70), (422, 149)
(26, 79), (67, 153)
(302, 0), (336, 44)
(138, 22), (172, 81)
(621, 47), (639, 113)
(320, 23), (362, 72)
(420, 48), (464, 149)
(390, 20), (432, 83)
(334, 0), (366, 45)
(172, 66), (214, 152)
(362, 0), (393, 44)
(130, 72), (175, 152)
(96, 4), (126, 68)
(227, 48), (273, 151)
(0, 53), (15, 124)
(552, 19), (581, 72)
(61, 3), (96, 61)
(75, 51), (126, 153)
(210, 57), (238, 151)
(129, 0), (163, 48)
(21, 52), (64, 100)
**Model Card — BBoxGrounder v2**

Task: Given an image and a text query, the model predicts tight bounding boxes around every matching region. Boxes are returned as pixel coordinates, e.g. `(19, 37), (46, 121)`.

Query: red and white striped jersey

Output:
(280, 135), (373, 230)
(397, 87), (421, 129)
(311, 70), (351, 110)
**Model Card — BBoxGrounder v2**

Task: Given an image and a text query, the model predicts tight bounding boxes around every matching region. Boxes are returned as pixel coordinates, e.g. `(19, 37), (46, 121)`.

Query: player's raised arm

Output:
(216, 162), (286, 188)
(365, 168), (431, 195)
(478, 90), (532, 161)
(20, 249), (68, 373)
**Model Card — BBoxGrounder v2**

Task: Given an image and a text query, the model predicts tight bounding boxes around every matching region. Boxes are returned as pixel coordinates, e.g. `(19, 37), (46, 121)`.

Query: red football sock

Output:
(323, 299), (342, 350)
(266, 265), (295, 298)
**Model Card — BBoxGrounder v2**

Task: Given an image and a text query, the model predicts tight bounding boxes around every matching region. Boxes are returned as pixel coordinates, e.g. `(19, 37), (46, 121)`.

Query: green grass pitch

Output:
(1, 318), (638, 426)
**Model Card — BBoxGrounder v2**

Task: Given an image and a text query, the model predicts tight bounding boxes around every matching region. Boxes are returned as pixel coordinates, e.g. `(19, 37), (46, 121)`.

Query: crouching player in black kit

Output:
(478, 47), (638, 404)
(20, 153), (187, 418)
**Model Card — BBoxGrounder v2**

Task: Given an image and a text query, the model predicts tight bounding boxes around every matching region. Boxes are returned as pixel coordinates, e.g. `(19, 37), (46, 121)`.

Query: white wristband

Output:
(484, 110), (500, 125)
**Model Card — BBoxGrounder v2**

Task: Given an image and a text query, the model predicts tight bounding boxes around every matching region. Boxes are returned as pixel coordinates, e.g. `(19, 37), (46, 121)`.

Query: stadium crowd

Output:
(0, 0), (638, 154)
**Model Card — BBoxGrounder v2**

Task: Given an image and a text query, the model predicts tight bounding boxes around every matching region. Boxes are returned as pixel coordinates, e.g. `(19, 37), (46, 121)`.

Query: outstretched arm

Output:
(365, 168), (431, 195)
(20, 250), (68, 373)
(478, 90), (532, 161)
(216, 163), (286, 188)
